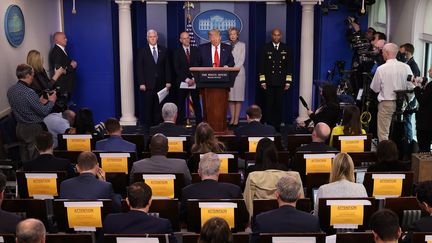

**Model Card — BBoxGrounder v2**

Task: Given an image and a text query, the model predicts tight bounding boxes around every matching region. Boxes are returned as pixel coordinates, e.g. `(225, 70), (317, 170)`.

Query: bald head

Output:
(179, 32), (191, 47)
(271, 28), (282, 44)
(383, 43), (399, 60)
(53, 32), (67, 47)
(312, 122), (331, 142)
(16, 218), (46, 243)
(150, 133), (168, 156)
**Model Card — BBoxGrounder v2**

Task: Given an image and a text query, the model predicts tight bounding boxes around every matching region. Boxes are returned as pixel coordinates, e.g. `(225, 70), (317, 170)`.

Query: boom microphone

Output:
(299, 96), (309, 110)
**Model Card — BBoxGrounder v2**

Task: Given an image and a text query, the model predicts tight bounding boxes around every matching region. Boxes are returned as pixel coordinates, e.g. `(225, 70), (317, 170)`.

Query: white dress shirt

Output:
(149, 44), (158, 54)
(211, 44), (221, 66)
(370, 59), (414, 102)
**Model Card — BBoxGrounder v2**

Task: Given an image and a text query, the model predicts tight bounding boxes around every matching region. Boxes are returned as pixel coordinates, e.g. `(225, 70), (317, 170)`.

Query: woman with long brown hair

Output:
(329, 105), (366, 146)
(191, 122), (224, 153)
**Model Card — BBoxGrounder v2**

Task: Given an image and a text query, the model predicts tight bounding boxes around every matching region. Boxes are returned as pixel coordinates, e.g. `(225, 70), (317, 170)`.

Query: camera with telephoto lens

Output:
(42, 86), (61, 100)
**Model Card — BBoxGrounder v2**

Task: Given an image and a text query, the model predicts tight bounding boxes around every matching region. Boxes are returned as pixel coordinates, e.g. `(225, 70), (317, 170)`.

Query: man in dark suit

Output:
(234, 105), (277, 138)
(96, 118), (136, 152)
(0, 172), (22, 233)
(403, 181), (432, 243)
(180, 152), (243, 221)
(198, 29), (234, 68)
(22, 131), (75, 177)
(131, 133), (191, 184)
(173, 32), (202, 125)
(49, 32), (77, 97)
(137, 29), (172, 128)
(296, 123), (338, 152)
(60, 152), (121, 212)
(150, 103), (190, 136)
(259, 28), (293, 132)
(102, 182), (176, 242)
(251, 175), (320, 242)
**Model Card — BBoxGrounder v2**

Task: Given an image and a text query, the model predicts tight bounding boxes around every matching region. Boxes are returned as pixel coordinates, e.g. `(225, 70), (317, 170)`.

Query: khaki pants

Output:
(377, 100), (396, 142)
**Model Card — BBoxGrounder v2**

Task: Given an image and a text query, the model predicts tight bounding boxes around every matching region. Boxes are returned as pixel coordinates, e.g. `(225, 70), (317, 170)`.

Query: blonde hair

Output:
(330, 153), (355, 183)
(26, 50), (44, 72)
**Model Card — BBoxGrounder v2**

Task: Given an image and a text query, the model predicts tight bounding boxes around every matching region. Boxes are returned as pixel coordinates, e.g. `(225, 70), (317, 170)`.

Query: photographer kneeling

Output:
(413, 65), (432, 152)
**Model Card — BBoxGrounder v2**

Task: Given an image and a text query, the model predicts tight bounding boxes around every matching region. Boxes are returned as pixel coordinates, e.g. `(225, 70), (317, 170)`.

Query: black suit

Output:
(403, 216), (432, 243)
(414, 83), (432, 152)
(173, 46), (202, 125)
(180, 179), (243, 221)
(296, 142), (338, 152)
(251, 205), (320, 243)
(49, 44), (76, 95)
(150, 122), (190, 136)
(309, 103), (341, 130)
(137, 45), (172, 127)
(234, 121), (277, 138)
(0, 209), (22, 233)
(102, 210), (176, 242)
(198, 42), (235, 67)
(22, 154), (75, 177)
(60, 173), (121, 212)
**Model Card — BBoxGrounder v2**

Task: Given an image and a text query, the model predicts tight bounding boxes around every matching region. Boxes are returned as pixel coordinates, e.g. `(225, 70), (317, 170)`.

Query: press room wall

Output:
(0, 0), (61, 118)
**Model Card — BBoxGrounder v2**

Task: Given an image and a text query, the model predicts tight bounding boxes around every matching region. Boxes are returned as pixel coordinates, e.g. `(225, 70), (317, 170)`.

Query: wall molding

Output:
(0, 107), (11, 119)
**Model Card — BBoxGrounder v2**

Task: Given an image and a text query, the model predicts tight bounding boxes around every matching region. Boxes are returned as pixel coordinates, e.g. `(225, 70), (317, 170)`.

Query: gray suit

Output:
(130, 155), (192, 185)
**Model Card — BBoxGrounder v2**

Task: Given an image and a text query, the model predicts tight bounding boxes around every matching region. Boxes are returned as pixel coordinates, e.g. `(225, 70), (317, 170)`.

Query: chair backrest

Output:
(53, 199), (112, 232)
(335, 232), (374, 243)
(292, 151), (336, 182)
(120, 198), (180, 231)
(348, 152), (377, 167)
(190, 152), (239, 173)
(240, 135), (283, 154)
(332, 134), (373, 152)
(252, 198), (312, 219)
(57, 134), (96, 151)
(133, 172), (185, 199)
(191, 173), (242, 187)
(2, 199), (49, 228)
(215, 135), (239, 152)
(93, 151), (137, 197)
(287, 134), (312, 154)
(53, 150), (81, 164)
(46, 233), (93, 243)
(186, 199), (249, 233)
(16, 171), (67, 199)
(104, 234), (170, 243)
(182, 232), (250, 243)
(259, 233), (326, 243)
(0, 234), (14, 243)
(244, 151), (290, 169)
(363, 171), (414, 198)
(119, 134), (146, 158)
(384, 197), (426, 230)
(318, 197), (377, 234)
(412, 232), (432, 243)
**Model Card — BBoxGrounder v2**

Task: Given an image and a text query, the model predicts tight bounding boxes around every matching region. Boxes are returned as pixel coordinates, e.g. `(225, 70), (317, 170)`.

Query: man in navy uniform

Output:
(259, 28), (293, 132)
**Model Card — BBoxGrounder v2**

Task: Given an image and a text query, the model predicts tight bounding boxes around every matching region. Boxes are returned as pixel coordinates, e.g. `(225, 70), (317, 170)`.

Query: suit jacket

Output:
(198, 42), (234, 67)
(403, 216), (432, 243)
(0, 209), (22, 233)
(180, 179), (243, 220)
(173, 46), (200, 86)
(49, 44), (76, 93)
(137, 45), (171, 91)
(130, 155), (192, 185)
(102, 210), (176, 242)
(407, 57), (421, 77)
(234, 121), (277, 138)
(309, 103), (341, 129)
(296, 142), (338, 152)
(251, 205), (320, 243)
(95, 136), (137, 152)
(60, 173), (121, 212)
(415, 83), (432, 131)
(149, 122), (191, 136)
(22, 154), (75, 178)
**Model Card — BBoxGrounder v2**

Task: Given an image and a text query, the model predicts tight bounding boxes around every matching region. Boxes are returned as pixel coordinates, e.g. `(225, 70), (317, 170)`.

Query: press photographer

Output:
(413, 66), (432, 152)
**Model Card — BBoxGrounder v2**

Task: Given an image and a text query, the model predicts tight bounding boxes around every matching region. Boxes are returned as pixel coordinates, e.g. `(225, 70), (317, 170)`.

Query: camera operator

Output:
(370, 43), (414, 142)
(413, 65), (432, 152)
(7, 64), (57, 161)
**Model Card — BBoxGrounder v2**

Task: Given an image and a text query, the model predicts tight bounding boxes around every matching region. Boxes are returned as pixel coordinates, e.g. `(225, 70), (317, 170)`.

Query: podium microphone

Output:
(299, 96), (309, 110)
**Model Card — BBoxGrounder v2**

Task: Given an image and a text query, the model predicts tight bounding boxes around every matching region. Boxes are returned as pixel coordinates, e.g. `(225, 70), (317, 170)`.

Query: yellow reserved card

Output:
(330, 205), (364, 226)
(372, 174), (405, 197)
(248, 137), (274, 152)
(100, 153), (130, 174)
(143, 174), (175, 198)
(339, 136), (366, 153)
(304, 154), (335, 175)
(219, 158), (228, 173)
(64, 135), (92, 151)
(167, 137), (186, 152)
(25, 173), (58, 197)
(199, 202), (237, 228)
(66, 206), (102, 228)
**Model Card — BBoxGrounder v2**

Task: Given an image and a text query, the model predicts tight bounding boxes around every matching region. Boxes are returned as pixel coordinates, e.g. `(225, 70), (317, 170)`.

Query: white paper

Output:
(200, 154), (234, 159)
(180, 82), (196, 89)
(99, 153), (131, 158)
(199, 202), (237, 208)
(272, 237), (316, 243)
(117, 238), (159, 243)
(326, 199), (371, 206)
(64, 201), (104, 207)
(142, 174), (176, 180)
(325, 235), (336, 243)
(63, 134), (92, 139)
(372, 174), (406, 179)
(248, 137), (274, 142)
(167, 137), (187, 141)
(338, 135), (367, 141)
(157, 87), (169, 103)
(357, 89), (363, 101)
(425, 235), (432, 241)
(25, 173), (57, 179)
(303, 154), (336, 159)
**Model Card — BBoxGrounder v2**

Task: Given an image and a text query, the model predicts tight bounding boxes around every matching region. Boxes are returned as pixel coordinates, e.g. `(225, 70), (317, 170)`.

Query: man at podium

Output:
(198, 29), (234, 68)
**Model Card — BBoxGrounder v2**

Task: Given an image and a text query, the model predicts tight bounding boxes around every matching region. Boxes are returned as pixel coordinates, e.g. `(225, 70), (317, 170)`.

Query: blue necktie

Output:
(152, 47), (158, 63)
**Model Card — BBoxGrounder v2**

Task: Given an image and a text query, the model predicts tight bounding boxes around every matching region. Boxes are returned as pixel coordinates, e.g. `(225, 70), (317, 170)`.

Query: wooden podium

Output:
(190, 67), (240, 133)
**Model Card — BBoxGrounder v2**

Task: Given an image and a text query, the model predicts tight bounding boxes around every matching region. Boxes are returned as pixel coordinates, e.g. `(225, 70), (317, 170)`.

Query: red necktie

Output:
(186, 48), (190, 64)
(214, 46), (220, 67)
